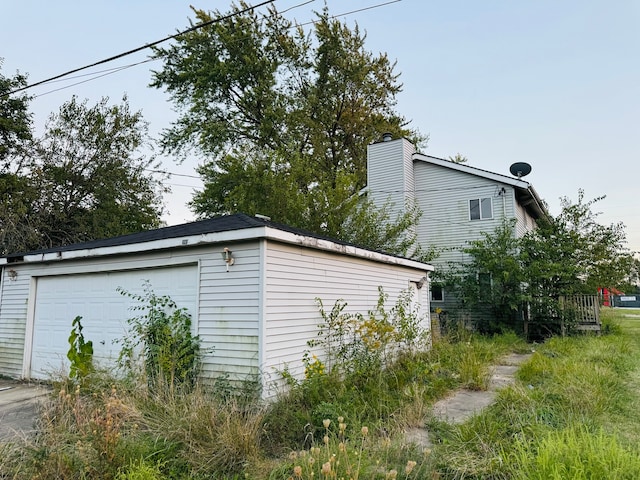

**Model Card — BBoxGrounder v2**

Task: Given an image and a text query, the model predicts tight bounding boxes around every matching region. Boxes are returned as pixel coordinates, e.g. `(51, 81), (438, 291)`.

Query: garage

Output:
(0, 213), (433, 394)
(28, 264), (198, 379)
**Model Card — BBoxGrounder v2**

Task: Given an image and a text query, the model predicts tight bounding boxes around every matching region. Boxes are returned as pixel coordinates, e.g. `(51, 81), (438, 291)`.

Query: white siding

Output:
(413, 161), (517, 267)
(197, 241), (260, 381)
(262, 241), (430, 396)
(0, 242), (261, 382)
(367, 138), (416, 216)
(0, 268), (30, 376)
(514, 200), (538, 238)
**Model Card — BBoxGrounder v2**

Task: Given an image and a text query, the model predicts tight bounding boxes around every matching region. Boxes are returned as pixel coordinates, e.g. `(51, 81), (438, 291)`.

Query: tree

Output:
(447, 192), (634, 335)
(446, 220), (527, 333)
(448, 153), (468, 164)
(0, 63), (37, 253)
(0, 61), (32, 170)
(521, 191), (631, 297)
(0, 96), (165, 255)
(151, 2), (425, 253)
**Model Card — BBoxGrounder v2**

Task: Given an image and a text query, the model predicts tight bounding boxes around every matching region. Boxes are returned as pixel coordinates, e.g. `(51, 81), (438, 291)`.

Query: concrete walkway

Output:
(405, 352), (532, 447)
(0, 380), (50, 441)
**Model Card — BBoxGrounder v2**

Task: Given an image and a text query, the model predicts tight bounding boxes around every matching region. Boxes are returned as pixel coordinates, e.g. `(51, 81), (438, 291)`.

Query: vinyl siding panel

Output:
(262, 241), (430, 396)
(514, 200), (537, 238)
(413, 161), (517, 268)
(186, 241), (260, 380)
(367, 139), (416, 216)
(0, 269), (30, 376)
(0, 242), (261, 381)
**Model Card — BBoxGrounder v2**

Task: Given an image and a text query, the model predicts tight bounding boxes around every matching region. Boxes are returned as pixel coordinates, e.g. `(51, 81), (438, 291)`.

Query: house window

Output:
(470, 198), (493, 220)
(478, 273), (492, 299)
(431, 285), (444, 302)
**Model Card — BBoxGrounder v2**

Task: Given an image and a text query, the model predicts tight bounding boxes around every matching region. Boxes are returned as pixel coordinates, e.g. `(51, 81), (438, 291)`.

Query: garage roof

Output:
(1, 213), (433, 272)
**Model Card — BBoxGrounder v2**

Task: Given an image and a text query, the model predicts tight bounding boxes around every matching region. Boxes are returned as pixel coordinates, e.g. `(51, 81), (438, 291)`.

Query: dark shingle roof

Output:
(4, 213), (352, 260)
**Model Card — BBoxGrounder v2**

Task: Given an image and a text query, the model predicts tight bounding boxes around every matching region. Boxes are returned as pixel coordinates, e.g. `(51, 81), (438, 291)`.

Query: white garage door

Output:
(30, 264), (198, 379)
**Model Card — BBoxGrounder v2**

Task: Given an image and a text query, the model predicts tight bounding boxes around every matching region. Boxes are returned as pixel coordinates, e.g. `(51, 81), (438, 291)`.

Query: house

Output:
(366, 136), (546, 313)
(0, 213), (433, 397)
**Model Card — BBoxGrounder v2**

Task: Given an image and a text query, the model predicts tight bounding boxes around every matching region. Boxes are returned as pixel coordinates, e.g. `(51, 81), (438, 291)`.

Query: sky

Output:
(1, 0), (639, 251)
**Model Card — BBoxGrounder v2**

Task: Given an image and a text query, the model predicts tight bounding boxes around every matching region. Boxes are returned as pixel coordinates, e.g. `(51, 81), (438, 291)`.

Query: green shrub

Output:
(67, 315), (94, 381)
(117, 282), (202, 393)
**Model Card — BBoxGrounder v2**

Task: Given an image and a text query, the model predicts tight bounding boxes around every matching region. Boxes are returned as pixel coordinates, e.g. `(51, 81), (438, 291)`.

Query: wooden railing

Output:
(559, 295), (601, 335)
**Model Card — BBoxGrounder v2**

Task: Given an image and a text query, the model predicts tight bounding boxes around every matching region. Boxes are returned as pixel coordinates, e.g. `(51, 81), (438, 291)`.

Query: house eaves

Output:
(413, 153), (548, 220)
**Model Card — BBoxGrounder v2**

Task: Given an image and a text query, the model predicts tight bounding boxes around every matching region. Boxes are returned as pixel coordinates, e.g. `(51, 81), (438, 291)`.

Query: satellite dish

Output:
(509, 162), (532, 178)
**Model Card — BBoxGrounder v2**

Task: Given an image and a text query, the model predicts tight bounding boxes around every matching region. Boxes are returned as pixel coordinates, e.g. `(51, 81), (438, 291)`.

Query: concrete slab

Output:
(404, 427), (433, 448)
(0, 380), (50, 441)
(404, 352), (534, 447)
(501, 353), (532, 366)
(432, 390), (497, 424)
(489, 365), (519, 389)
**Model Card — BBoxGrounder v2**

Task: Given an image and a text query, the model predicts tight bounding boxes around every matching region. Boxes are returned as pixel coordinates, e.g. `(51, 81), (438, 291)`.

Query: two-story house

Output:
(366, 136), (547, 313)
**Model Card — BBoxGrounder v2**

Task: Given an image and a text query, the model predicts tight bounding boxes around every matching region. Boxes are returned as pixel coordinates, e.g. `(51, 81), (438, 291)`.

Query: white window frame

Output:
(469, 197), (493, 220)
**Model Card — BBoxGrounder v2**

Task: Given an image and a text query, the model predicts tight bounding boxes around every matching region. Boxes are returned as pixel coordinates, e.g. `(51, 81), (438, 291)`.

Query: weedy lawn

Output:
(2, 309), (640, 479)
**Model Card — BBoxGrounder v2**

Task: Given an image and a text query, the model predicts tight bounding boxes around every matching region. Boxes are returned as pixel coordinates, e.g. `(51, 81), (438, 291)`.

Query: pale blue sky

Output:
(2, 1), (638, 251)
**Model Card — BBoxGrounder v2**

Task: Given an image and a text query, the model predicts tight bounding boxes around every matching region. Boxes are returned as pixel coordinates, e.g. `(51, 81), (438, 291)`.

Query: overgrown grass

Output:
(431, 308), (640, 479)
(3, 308), (640, 479)
(509, 426), (640, 480)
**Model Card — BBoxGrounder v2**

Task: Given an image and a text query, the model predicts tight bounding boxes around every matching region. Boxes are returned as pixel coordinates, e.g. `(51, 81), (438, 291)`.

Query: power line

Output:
(165, 182), (202, 189)
(34, 59), (155, 98)
(5, 0), (402, 99)
(296, 0), (401, 27)
(146, 168), (201, 180)
(2, 0), (277, 98)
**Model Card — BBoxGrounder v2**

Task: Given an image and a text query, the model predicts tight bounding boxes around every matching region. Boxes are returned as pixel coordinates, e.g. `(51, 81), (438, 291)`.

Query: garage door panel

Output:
(30, 265), (198, 379)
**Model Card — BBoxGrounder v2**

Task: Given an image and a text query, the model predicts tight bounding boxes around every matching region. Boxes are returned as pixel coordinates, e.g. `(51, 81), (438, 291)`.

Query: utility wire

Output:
(5, 0), (401, 98)
(3, 0), (277, 97)
(297, 0), (401, 27)
(147, 168), (201, 180)
(34, 59), (155, 98)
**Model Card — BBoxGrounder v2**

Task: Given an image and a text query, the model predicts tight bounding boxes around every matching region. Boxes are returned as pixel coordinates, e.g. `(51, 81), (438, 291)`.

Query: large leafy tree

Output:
(151, 2), (424, 249)
(0, 94), (165, 255)
(0, 60), (31, 170)
(521, 191), (631, 297)
(30, 96), (165, 248)
(0, 63), (37, 253)
(446, 220), (527, 333)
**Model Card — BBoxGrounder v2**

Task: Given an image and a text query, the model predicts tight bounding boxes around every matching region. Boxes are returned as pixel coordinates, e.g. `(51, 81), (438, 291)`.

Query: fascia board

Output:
(262, 227), (434, 272)
(15, 225), (434, 273)
(21, 226), (268, 263)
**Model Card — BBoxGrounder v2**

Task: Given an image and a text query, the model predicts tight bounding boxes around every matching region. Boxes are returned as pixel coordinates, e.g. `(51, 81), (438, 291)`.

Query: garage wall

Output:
(197, 241), (261, 381)
(262, 242), (430, 396)
(0, 268), (31, 377)
(0, 242), (262, 382)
